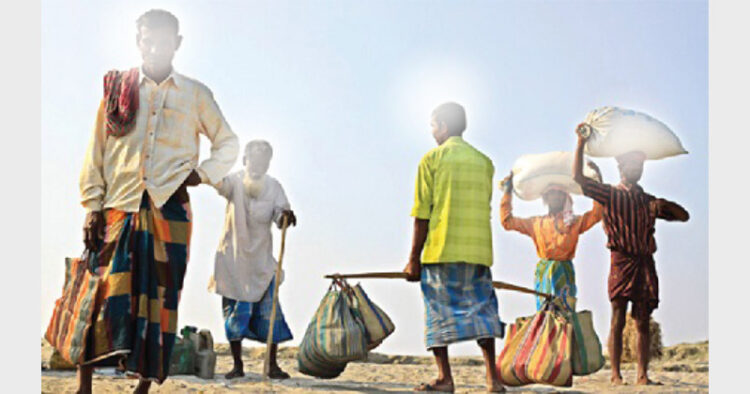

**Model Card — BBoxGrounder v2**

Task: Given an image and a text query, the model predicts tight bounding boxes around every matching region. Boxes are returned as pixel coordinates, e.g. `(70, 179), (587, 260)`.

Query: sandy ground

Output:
(42, 340), (708, 393)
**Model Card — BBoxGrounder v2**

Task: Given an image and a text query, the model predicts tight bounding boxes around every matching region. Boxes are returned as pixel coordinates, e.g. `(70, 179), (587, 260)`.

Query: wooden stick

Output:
(325, 272), (407, 279)
(263, 216), (289, 379)
(325, 271), (552, 299)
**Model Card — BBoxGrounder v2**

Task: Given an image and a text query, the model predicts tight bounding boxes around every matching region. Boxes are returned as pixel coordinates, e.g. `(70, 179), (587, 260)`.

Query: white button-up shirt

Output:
(210, 171), (291, 303)
(79, 69), (239, 212)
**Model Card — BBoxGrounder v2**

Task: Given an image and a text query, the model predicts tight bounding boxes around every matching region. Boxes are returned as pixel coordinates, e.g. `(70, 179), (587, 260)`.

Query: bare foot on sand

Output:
(133, 380), (151, 394)
(414, 378), (455, 392)
(225, 366), (245, 379)
(610, 375), (626, 386)
(486, 380), (506, 392)
(637, 377), (663, 386)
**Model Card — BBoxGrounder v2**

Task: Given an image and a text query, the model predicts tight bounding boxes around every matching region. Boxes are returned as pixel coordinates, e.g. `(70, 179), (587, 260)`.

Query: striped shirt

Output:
(580, 178), (674, 256)
(411, 136), (495, 267)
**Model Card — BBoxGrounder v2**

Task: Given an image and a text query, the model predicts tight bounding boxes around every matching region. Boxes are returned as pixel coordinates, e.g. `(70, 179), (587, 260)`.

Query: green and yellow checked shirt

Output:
(411, 136), (495, 267)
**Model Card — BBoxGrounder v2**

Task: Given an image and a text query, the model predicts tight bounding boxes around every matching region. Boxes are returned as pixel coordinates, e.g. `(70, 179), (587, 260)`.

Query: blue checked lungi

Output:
(222, 277), (293, 344)
(534, 259), (577, 311)
(421, 263), (505, 349)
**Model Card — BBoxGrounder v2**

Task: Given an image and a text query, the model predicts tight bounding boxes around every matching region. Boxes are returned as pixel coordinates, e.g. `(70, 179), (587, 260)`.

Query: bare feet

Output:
(266, 365), (291, 380)
(486, 380), (506, 392)
(610, 374), (626, 386)
(225, 365), (245, 379)
(414, 378), (455, 392)
(133, 379), (151, 394)
(637, 377), (663, 386)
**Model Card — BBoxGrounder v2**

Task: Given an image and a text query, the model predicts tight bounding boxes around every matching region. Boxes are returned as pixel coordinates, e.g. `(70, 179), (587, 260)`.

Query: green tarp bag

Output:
(569, 310), (605, 376)
(351, 283), (395, 350)
(298, 279), (368, 379)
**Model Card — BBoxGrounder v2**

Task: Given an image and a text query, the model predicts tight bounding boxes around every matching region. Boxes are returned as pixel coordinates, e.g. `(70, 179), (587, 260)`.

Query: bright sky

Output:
(41, 0), (707, 356)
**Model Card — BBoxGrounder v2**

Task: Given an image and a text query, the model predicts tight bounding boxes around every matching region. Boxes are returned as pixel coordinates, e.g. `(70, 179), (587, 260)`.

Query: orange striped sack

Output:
(45, 253), (100, 364)
(496, 300), (574, 387)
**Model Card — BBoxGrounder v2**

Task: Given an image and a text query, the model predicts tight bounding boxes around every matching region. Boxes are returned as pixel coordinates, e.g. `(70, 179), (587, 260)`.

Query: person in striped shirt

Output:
(573, 128), (689, 386)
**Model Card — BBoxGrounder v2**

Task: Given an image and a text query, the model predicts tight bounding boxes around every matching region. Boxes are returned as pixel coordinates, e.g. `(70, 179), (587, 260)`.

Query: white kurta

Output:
(209, 171), (290, 303)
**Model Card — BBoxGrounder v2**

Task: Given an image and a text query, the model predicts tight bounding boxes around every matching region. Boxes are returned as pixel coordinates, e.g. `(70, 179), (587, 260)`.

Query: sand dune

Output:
(42, 339), (708, 393)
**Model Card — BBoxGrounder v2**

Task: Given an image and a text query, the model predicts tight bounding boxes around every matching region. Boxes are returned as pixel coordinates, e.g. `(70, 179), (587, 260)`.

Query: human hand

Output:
(278, 209), (297, 229)
(403, 259), (421, 282)
(182, 170), (202, 187)
(500, 171), (514, 193)
(83, 211), (104, 251)
(586, 161), (602, 182)
(576, 123), (592, 142)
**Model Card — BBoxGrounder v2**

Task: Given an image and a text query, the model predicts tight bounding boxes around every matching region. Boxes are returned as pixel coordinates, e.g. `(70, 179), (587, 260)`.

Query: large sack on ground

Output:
(297, 281), (368, 379)
(580, 106), (687, 160)
(568, 310), (605, 376)
(511, 151), (598, 201)
(351, 283), (395, 350)
(496, 299), (574, 387)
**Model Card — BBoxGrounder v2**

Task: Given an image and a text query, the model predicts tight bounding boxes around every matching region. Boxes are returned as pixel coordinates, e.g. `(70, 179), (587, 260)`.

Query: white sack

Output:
(512, 151), (597, 201)
(581, 106), (687, 160)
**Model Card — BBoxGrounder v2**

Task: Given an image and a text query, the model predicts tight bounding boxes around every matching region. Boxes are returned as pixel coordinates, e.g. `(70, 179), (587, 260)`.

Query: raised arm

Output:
(573, 125), (589, 186)
(499, 172), (534, 236)
(578, 201), (604, 233)
(573, 124), (612, 205)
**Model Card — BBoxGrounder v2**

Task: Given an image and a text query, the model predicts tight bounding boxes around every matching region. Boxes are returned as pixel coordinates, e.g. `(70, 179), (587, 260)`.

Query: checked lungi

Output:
(222, 277), (293, 344)
(82, 190), (191, 383)
(421, 263), (505, 349)
(534, 259), (577, 311)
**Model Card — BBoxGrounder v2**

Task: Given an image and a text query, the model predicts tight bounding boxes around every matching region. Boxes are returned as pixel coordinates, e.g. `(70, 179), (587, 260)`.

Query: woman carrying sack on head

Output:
(499, 163), (603, 311)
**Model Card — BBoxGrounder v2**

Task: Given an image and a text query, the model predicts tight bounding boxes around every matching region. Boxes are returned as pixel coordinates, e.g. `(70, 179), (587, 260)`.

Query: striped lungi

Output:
(534, 259), (577, 311)
(222, 277), (293, 344)
(421, 263), (505, 349)
(82, 190), (191, 383)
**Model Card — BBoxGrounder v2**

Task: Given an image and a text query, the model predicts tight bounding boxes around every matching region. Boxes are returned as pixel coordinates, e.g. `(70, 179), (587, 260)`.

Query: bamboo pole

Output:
(325, 271), (552, 299)
(263, 216), (289, 379)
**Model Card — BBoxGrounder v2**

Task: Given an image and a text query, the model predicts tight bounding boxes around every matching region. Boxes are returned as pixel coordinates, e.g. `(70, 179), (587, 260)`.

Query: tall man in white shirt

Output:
(63, 9), (239, 394)
(210, 140), (297, 380)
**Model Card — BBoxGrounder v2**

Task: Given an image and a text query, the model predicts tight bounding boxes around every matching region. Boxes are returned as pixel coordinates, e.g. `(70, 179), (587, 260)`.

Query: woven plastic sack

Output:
(297, 281), (368, 379)
(496, 299), (574, 387)
(580, 106), (687, 160)
(45, 252), (100, 365)
(511, 151), (598, 201)
(351, 283), (395, 350)
(569, 310), (605, 376)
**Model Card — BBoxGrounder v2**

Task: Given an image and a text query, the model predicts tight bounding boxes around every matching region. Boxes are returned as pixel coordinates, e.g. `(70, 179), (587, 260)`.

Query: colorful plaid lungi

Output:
(534, 259), (577, 311)
(82, 190), (191, 383)
(222, 277), (293, 344)
(421, 263), (505, 349)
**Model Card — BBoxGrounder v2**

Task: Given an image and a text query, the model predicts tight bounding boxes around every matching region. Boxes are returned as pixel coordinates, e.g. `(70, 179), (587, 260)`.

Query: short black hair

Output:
(431, 102), (467, 135)
(136, 9), (179, 33)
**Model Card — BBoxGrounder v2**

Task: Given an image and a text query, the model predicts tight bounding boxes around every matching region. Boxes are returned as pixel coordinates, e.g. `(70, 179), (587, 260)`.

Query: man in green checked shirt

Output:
(403, 102), (506, 393)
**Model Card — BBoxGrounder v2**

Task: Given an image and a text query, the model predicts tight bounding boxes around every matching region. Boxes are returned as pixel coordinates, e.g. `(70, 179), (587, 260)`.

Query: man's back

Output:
(412, 136), (495, 266)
